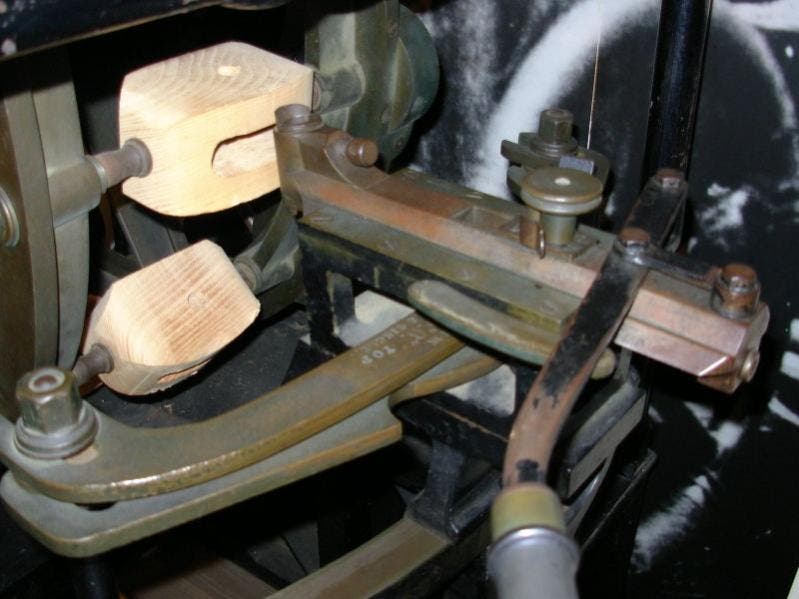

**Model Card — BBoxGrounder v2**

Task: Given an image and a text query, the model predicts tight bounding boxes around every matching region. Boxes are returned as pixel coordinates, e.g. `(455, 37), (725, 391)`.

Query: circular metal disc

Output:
(521, 166), (603, 215)
(0, 89), (59, 419)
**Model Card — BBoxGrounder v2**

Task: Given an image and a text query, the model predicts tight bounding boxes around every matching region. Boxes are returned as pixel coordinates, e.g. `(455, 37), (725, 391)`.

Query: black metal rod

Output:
(69, 556), (119, 599)
(641, 0), (713, 181)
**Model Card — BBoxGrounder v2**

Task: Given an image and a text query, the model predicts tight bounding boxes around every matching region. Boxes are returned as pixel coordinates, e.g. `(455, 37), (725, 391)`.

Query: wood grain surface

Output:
(120, 41), (312, 216)
(84, 240), (259, 395)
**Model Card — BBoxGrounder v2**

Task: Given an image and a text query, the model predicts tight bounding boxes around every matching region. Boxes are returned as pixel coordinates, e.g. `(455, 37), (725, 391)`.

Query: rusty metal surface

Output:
(271, 516), (450, 599)
(407, 280), (615, 379)
(389, 346), (500, 406)
(291, 159), (764, 390)
(274, 120), (768, 486)
(502, 173), (688, 486)
(0, 313), (461, 503)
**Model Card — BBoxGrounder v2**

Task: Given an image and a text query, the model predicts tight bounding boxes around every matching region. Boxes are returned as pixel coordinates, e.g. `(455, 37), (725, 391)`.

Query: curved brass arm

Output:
(0, 313), (461, 504)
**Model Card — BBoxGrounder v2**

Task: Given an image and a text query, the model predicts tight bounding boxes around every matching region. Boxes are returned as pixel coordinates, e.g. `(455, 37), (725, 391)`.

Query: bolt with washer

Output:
(654, 167), (685, 191)
(615, 226), (651, 256)
(712, 263), (760, 319)
(526, 108), (579, 158)
(15, 366), (98, 459)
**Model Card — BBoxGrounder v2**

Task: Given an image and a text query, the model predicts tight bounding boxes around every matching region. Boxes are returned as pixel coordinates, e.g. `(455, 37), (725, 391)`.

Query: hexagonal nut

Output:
(654, 167), (685, 191)
(14, 367), (97, 459)
(538, 108), (574, 144)
(16, 368), (81, 434)
(712, 263), (760, 318)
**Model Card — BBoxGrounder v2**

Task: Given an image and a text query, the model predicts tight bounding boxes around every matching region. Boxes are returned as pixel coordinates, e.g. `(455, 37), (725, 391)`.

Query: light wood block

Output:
(84, 240), (260, 395)
(119, 41), (312, 217)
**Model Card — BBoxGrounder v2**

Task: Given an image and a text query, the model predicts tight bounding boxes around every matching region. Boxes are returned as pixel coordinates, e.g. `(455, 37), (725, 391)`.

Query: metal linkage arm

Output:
(273, 104), (768, 395)
(0, 313), (461, 504)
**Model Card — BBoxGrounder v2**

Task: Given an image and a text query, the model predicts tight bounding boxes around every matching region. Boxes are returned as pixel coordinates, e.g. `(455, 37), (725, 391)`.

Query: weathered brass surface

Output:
(0, 313), (461, 503)
(0, 330), (521, 558)
(490, 483), (566, 542)
(306, 1), (439, 163)
(32, 50), (99, 369)
(0, 399), (401, 558)
(270, 516), (450, 598)
(0, 49), (101, 418)
(407, 280), (616, 379)
(273, 113), (767, 393)
(517, 166), (604, 246)
(0, 62), (59, 419)
(390, 346), (500, 406)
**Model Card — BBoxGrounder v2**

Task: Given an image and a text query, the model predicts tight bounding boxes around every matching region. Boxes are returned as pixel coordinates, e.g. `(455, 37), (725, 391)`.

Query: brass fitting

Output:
(712, 263), (760, 319)
(489, 483), (579, 599)
(491, 482), (566, 542)
(519, 166), (603, 246)
(527, 108), (578, 158)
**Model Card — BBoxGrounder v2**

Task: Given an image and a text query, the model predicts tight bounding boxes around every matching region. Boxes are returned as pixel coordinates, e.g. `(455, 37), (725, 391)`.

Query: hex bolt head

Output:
(712, 263), (760, 319)
(15, 367), (97, 459)
(538, 109), (574, 144)
(346, 138), (379, 167)
(654, 167), (685, 191)
(618, 227), (651, 248)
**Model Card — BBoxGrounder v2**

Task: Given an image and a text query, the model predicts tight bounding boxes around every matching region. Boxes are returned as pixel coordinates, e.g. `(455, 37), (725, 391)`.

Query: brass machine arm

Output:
(273, 104), (768, 395)
(1, 313), (461, 504)
(271, 103), (768, 598)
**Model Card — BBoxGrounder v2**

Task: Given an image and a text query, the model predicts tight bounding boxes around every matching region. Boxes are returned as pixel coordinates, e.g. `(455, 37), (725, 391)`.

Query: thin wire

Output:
(586, 0), (603, 150)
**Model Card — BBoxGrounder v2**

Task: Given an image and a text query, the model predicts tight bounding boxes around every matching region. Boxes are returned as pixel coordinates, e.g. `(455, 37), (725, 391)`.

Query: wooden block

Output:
(119, 42), (312, 217)
(84, 240), (260, 395)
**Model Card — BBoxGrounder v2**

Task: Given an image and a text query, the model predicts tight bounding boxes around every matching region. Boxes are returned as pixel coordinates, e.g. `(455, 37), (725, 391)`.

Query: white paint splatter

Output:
(787, 45), (796, 58)
(0, 37), (15, 56)
(648, 405), (663, 424)
(685, 401), (744, 456)
(634, 402), (743, 569)
(696, 184), (750, 248)
(685, 401), (744, 457)
(768, 394), (799, 427)
(727, 0), (799, 32)
(469, 0), (659, 197)
(633, 474), (713, 569)
(449, 365), (516, 416)
(685, 400), (713, 429)
(780, 351), (799, 380)
(464, 1), (799, 200)
(712, 420), (745, 454)
(716, 1), (799, 191)
(789, 319), (799, 341)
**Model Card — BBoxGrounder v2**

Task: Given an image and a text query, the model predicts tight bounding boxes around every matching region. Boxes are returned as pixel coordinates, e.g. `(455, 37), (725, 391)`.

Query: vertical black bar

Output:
(641, 0), (713, 180)
(69, 556), (118, 599)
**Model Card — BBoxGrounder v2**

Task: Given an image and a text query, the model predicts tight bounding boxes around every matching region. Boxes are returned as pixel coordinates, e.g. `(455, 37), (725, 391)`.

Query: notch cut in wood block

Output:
(83, 240), (260, 395)
(119, 41), (312, 217)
